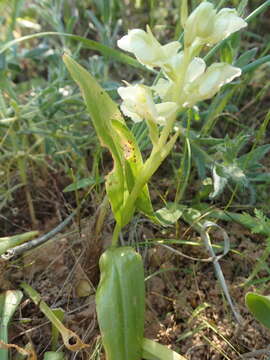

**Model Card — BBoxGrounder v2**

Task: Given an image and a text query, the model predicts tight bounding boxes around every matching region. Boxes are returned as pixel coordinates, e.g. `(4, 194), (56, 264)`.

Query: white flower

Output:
(117, 84), (177, 124)
(153, 56), (206, 101)
(184, 2), (216, 46)
(182, 63), (242, 107)
(153, 59), (241, 107)
(184, 2), (247, 47)
(117, 25), (181, 68)
(207, 8), (248, 45)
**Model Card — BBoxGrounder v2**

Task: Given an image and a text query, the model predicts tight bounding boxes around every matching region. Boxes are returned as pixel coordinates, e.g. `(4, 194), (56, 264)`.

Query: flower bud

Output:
(180, 0), (188, 29)
(184, 2), (247, 47)
(184, 2), (216, 46)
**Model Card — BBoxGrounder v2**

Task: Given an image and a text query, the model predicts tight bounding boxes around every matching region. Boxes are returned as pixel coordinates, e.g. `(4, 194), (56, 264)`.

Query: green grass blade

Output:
(0, 231), (39, 256)
(142, 338), (187, 360)
(0, 290), (23, 360)
(242, 55), (270, 74)
(0, 31), (149, 71)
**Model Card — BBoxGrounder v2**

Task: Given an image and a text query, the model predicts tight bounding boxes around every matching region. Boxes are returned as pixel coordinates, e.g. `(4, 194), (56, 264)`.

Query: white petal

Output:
(152, 78), (172, 99)
(118, 27), (181, 69)
(117, 29), (146, 52)
(209, 9), (247, 44)
(162, 41), (182, 57)
(186, 57), (206, 83)
(118, 85), (144, 102)
(199, 63), (241, 97)
(156, 102), (178, 121)
(198, 69), (221, 96)
(120, 104), (143, 122)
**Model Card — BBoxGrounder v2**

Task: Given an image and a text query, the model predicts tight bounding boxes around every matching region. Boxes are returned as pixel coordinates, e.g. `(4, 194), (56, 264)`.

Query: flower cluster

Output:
(117, 1), (247, 127)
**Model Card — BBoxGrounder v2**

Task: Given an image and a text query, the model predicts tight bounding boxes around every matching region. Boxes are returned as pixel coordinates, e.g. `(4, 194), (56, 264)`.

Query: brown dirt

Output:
(1, 209), (270, 360)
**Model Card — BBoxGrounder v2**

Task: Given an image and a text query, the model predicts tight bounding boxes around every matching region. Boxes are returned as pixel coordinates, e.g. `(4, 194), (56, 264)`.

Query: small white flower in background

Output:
(59, 85), (71, 97)
(182, 63), (242, 107)
(117, 84), (178, 124)
(117, 25), (181, 68)
(184, 1), (247, 47)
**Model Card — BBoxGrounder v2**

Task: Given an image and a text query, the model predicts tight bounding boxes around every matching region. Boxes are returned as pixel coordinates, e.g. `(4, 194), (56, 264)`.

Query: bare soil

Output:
(1, 198), (270, 360)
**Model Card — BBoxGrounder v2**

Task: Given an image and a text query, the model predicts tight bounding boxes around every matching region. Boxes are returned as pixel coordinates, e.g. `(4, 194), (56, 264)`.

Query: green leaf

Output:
(63, 54), (126, 225)
(51, 308), (65, 351)
(96, 247), (145, 360)
(44, 352), (66, 360)
(208, 210), (270, 237)
(242, 55), (270, 74)
(0, 291), (23, 360)
(238, 144), (270, 168)
(155, 203), (183, 226)
(142, 338), (187, 360)
(246, 292), (270, 330)
(63, 176), (103, 192)
(234, 48), (258, 68)
(0, 32), (149, 71)
(0, 231), (38, 256)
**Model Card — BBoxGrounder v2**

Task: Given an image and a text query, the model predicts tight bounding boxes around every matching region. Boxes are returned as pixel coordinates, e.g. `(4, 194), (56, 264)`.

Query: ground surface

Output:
(1, 1), (270, 359)
(1, 190), (270, 359)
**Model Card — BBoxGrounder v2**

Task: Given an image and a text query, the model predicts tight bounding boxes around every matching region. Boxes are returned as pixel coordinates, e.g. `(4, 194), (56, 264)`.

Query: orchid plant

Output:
(63, 1), (247, 359)
(111, 0), (247, 240)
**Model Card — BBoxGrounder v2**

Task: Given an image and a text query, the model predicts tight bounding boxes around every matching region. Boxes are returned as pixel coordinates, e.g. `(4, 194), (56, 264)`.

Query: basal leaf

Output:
(246, 292), (270, 330)
(0, 291), (23, 360)
(142, 338), (187, 360)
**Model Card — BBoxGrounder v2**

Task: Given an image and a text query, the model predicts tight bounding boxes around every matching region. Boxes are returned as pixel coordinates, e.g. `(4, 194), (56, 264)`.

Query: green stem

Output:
(158, 47), (191, 149)
(146, 118), (159, 147)
(112, 222), (121, 247)
(121, 131), (180, 228)
(174, 113), (191, 203)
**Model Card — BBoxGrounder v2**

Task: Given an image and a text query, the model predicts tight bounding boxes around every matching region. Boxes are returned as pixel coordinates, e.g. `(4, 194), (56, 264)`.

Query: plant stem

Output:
(112, 222), (121, 247)
(158, 47), (190, 149)
(120, 131), (180, 228)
